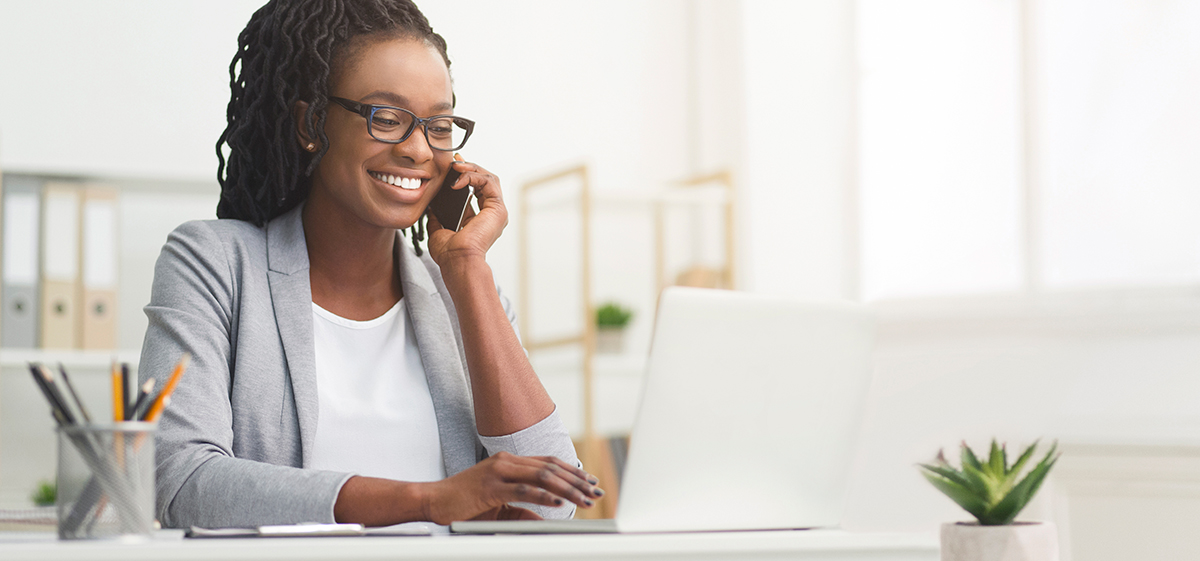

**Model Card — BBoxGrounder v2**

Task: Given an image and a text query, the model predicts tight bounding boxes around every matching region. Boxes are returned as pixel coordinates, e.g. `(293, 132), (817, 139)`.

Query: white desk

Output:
(0, 529), (938, 561)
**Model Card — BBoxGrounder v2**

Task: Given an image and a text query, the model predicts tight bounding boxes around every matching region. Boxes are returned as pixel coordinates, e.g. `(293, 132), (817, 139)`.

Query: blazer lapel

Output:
(397, 237), (480, 477)
(265, 205), (319, 467)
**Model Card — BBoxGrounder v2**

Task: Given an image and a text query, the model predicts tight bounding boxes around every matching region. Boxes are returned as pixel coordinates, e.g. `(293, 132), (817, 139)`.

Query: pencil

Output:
(142, 353), (190, 422)
(29, 363), (70, 427)
(57, 363), (92, 424)
(121, 363), (131, 421)
(129, 379), (156, 421)
(39, 365), (78, 426)
(111, 361), (124, 423)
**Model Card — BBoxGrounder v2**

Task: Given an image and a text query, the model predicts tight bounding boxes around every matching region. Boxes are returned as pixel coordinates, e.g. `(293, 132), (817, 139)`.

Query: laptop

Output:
(452, 287), (876, 534)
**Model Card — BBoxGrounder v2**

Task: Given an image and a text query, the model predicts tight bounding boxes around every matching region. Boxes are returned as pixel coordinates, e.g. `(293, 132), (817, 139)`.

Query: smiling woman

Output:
(138, 0), (599, 529)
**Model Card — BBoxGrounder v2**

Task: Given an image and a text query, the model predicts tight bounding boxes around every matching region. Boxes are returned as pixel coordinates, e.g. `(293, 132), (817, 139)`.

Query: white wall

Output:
(740, 0), (858, 300)
(0, 0), (264, 181)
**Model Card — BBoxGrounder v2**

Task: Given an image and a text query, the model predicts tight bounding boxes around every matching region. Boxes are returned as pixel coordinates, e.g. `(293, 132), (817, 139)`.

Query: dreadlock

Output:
(215, 0), (451, 256)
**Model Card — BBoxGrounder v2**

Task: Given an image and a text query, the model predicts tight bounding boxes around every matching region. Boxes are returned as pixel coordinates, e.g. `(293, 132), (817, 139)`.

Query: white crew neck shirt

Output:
(308, 299), (446, 482)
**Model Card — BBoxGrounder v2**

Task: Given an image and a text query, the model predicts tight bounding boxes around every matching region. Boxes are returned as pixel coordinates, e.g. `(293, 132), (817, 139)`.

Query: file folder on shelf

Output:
(40, 182), (81, 349)
(1, 175), (41, 348)
(81, 186), (118, 349)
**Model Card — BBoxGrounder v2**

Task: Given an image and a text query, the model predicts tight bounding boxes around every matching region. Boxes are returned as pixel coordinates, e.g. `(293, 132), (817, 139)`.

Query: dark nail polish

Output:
(594, 488), (604, 497)
(587, 476), (599, 485)
(554, 498), (564, 506)
(584, 498), (594, 507)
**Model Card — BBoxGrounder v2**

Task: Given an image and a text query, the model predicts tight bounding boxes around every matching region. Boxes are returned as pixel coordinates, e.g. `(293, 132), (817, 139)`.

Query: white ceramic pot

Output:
(941, 521), (1059, 561)
(595, 327), (626, 354)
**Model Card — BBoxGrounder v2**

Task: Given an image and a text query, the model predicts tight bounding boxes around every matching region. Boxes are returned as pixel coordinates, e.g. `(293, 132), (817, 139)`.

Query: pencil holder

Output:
(56, 422), (156, 540)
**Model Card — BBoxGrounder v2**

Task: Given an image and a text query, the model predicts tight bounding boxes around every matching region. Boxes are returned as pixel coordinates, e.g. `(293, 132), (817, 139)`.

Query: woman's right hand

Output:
(421, 451), (602, 524)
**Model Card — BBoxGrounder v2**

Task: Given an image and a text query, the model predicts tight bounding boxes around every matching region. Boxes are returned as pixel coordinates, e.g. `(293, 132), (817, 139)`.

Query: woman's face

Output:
(309, 37), (455, 231)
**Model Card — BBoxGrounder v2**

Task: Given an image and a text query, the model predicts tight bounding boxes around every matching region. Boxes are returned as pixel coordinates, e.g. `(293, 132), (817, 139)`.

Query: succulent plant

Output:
(31, 480), (56, 507)
(596, 302), (633, 328)
(918, 440), (1059, 525)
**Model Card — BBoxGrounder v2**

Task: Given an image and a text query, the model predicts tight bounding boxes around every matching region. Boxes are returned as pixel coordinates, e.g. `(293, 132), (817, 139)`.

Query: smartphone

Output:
(427, 166), (472, 231)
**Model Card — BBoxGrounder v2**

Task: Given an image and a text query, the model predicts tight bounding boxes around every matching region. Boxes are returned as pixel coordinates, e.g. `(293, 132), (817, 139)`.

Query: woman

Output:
(139, 0), (600, 528)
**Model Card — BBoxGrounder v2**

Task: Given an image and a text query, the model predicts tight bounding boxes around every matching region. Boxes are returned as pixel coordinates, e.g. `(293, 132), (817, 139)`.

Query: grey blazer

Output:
(139, 204), (577, 528)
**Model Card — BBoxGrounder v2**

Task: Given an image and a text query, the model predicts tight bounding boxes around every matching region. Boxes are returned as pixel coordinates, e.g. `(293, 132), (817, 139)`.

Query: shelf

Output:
(0, 349), (141, 370)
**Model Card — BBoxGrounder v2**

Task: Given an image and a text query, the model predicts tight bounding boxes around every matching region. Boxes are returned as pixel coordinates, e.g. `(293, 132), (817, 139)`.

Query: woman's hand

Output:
(426, 156), (506, 269)
(422, 451), (602, 525)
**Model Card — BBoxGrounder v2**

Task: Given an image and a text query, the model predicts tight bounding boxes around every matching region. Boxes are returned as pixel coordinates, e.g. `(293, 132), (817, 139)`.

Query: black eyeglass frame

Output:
(329, 96), (475, 151)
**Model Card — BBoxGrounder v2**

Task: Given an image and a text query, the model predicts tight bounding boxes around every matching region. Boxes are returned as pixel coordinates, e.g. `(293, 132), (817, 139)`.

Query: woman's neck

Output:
(302, 194), (404, 321)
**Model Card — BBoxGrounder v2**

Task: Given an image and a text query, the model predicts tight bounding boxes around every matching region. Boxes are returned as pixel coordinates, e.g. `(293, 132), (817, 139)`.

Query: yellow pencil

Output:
(111, 361), (123, 422)
(143, 353), (190, 422)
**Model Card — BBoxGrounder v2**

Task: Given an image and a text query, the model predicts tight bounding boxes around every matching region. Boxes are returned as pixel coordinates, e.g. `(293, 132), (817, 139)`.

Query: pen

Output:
(142, 353), (190, 422)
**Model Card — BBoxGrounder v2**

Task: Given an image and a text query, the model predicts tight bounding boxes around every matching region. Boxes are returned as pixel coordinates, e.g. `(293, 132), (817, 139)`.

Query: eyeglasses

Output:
(329, 96), (475, 151)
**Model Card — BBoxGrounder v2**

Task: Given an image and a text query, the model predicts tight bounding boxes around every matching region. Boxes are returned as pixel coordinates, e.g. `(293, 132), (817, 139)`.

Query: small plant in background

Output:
(918, 440), (1059, 526)
(595, 302), (633, 329)
(31, 479), (56, 507)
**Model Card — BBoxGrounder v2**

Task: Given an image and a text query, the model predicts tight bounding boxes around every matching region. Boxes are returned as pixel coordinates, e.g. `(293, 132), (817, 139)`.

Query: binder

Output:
(80, 186), (118, 349)
(40, 182), (81, 349)
(1, 176), (41, 348)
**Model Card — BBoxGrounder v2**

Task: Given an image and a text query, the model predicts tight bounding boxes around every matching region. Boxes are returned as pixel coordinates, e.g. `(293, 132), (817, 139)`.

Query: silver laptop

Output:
(452, 287), (876, 534)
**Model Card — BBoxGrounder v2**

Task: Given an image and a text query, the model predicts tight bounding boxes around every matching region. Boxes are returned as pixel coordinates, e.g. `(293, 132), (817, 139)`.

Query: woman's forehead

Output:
(333, 37), (452, 111)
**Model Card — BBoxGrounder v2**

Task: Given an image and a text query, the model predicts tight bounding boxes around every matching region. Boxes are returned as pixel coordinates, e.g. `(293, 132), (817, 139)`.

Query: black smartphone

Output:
(427, 166), (472, 231)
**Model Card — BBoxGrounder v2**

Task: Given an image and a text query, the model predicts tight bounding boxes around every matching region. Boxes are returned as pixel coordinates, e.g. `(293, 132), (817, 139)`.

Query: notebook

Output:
(452, 287), (877, 534)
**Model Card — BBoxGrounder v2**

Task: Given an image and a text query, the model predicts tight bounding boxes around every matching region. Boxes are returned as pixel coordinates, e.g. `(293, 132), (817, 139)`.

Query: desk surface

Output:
(0, 529), (938, 561)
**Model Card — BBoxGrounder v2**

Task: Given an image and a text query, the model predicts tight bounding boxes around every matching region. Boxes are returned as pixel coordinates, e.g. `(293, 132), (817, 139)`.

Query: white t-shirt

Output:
(307, 299), (447, 482)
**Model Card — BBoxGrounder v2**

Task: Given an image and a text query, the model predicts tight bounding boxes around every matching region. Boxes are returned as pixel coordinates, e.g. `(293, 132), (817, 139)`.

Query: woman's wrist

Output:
(334, 476), (433, 526)
(438, 252), (493, 294)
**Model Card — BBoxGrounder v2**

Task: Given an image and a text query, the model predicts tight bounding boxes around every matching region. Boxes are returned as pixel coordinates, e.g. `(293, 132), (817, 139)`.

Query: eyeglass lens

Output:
(368, 107), (470, 150)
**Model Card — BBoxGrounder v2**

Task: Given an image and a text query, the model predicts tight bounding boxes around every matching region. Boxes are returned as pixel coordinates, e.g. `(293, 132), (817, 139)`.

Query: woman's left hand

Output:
(426, 155), (507, 268)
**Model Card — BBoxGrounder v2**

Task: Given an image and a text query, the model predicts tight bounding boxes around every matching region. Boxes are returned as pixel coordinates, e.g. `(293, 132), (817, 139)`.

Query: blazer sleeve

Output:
(139, 221), (351, 528)
(475, 284), (582, 519)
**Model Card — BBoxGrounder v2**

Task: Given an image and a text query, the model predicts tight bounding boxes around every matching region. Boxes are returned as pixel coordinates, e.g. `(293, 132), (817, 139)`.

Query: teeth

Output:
(372, 172), (421, 190)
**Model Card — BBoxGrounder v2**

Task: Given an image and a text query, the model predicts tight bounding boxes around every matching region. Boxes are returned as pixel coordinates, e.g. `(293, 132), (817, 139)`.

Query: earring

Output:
(306, 143), (316, 152)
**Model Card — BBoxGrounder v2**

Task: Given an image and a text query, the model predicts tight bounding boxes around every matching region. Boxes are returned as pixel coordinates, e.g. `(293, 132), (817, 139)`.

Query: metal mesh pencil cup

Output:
(56, 422), (156, 540)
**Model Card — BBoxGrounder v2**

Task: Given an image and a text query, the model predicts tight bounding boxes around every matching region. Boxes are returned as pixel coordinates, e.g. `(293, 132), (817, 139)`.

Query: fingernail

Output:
(554, 498), (564, 506)
(587, 476), (599, 484)
(583, 499), (594, 507)
(593, 488), (604, 497)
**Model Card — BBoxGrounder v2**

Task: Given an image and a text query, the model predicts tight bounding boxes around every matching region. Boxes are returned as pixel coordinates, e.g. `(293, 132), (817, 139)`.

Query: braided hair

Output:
(216, 0), (451, 254)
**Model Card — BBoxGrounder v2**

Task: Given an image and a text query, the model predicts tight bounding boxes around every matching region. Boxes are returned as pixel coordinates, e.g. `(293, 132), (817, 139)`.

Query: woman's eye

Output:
(372, 116), (401, 128)
(428, 120), (453, 137)
(371, 109), (406, 129)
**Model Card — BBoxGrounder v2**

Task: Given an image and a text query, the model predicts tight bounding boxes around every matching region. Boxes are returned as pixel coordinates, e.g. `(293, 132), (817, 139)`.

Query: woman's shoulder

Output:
(160, 218), (269, 271)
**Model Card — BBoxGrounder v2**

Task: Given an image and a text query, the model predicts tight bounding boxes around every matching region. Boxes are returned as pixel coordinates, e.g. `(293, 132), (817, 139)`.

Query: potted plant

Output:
(919, 440), (1061, 561)
(31, 480), (56, 507)
(594, 302), (633, 354)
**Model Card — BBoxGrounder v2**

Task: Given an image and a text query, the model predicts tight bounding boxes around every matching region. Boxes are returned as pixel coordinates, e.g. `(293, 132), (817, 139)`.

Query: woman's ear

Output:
(293, 101), (319, 152)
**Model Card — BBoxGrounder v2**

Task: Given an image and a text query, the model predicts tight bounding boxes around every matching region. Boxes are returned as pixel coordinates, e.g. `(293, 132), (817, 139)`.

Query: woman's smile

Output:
(368, 171), (427, 191)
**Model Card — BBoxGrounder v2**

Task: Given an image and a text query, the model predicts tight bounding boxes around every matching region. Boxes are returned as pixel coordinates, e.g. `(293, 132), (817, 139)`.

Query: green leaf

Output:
(986, 444), (1059, 525)
(959, 460), (997, 504)
(918, 463), (973, 489)
(921, 471), (989, 521)
(988, 440), (1005, 477)
(1006, 440), (1040, 477)
(961, 442), (983, 471)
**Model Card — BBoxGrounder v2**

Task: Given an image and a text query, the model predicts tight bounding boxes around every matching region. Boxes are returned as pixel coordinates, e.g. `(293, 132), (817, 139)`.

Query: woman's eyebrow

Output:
(359, 90), (453, 112)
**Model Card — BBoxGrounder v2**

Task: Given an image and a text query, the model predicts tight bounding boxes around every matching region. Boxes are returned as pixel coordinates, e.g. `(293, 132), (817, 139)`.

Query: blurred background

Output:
(1, 0), (1199, 557)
